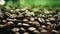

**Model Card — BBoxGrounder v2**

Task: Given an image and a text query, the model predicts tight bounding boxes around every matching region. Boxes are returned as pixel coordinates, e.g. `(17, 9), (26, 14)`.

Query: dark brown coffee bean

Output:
(30, 17), (35, 21)
(7, 21), (14, 25)
(33, 30), (40, 34)
(17, 23), (22, 26)
(9, 14), (17, 18)
(41, 29), (48, 34)
(15, 32), (20, 34)
(51, 30), (59, 34)
(23, 19), (29, 22)
(42, 25), (46, 29)
(38, 18), (45, 23)
(20, 27), (26, 31)
(23, 32), (29, 34)
(11, 28), (20, 32)
(38, 14), (46, 18)
(48, 17), (55, 21)
(0, 24), (7, 28)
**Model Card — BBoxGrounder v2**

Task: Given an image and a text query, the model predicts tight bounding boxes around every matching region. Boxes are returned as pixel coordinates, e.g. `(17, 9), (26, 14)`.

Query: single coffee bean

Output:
(23, 23), (30, 27)
(28, 27), (36, 31)
(15, 32), (20, 34)
(11, 28), (20, 32)
(20, 27), (26, 31)
(23, 32), (29, 34)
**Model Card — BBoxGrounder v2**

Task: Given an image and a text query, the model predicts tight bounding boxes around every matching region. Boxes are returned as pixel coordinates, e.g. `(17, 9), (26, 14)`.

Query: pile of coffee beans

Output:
(0, 7), (60, 34)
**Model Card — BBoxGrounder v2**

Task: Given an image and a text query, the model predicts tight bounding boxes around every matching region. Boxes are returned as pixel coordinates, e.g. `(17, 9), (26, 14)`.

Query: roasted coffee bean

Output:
(15, 32), (20, 34)
(32, 21), (40, 27)
(11, 28), (20, 32)
(28, 21), (33, 24)
(46, 22), (51, 25)
(20, 27), (26, 31)
(7, 18), (17, 21)
(2, 20), (6, 23)
(17, 12), (23, 17)
(51, 30), (59, 34)
(9, 14), (17, 18)
(46, 14), (52, 18)
(30, 17), (35, 21)
(42, 25), (46, 29)
(53, 15), (58, 19)
(28, 27), (36, 31)
(17, 23), (22, 26)
(38, 18), (45, 23)
(23, 32), (29, 34)
(23, 23), (30, 27)
(33, 30), (40, 34)
(7, 21), (14, 25)
(41, 29), (48, 34)
(0, 24), (7, 28)
(38, 14), (46, 18)
(45, 19), (50, 22)
(34, 17), (38, 19)
(48, 17), (55, 21)
(23, 19), (29, 22)
(46, 25), (51, 30)
(5, 12), (11, 17)
(28, 21), (40, 27)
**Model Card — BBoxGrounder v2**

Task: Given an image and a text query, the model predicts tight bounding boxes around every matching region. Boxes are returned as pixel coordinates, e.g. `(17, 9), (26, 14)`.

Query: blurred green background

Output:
(5, 0), (60, 7)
